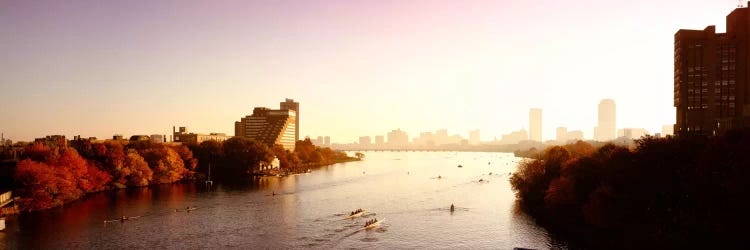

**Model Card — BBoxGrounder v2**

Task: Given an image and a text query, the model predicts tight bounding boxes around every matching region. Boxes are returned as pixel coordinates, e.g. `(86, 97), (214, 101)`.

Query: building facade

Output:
(235, 107), (297, 151)
(469, 129), (480, 145)
(529, 108), (542, 142)
(375, 135), (384, 145)
(359, 136), (371, 146)
(279, 99), (300, 142)
(174, 127), (231, 145)
(594, 99), (616, 141)
(674, 4), (750, 135)
(387, 129), (409, 148)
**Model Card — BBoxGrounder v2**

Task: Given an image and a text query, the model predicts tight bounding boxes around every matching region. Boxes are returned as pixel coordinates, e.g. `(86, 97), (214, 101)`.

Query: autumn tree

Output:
(137, 144), (186, 184)
(272, 144), (291, 169)
(123, 151), (152, 186)
(222, 137), (273, 176)
(294, 139), (316, 162)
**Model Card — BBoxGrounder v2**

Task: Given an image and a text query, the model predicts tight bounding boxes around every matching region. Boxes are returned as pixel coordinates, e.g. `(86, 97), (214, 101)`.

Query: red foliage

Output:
(14, 141), (200, 211)
(22, 143), (52, 162)
(14, 160), (58, 211)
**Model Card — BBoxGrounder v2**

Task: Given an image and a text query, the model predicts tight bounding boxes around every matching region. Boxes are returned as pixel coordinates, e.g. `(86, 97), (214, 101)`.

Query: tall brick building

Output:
(675, 3), (750, 134)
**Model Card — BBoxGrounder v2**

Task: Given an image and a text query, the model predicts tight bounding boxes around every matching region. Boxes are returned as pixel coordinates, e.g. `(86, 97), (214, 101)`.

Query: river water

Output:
(2, 151), (567, 249)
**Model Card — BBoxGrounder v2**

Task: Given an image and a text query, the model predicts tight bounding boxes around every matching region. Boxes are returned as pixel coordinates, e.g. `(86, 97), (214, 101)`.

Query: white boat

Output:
(344, 210), (366, 219)
(360, 218), (384, 231)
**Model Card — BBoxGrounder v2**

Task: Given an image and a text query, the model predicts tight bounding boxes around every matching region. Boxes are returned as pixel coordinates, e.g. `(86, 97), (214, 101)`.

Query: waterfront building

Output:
(413, 132), (435, 146)
(500, 129), (528, 145)
(674, 4), (750, 134)
(594, 99), (616, 141)
(434, 129), (449, 145)
(387, 129), (409, 148)
(324, 136), (330, 146)
(279, 99), (300, 142)
(359, 136), (371, 146)
(469, 129), (480, 145)
(529, 108), (542, 142)
(174, 127), (232, 145)
(234, 107), (297, 151)
(556, 127), (568, 143)
(375, 135), (384, 146)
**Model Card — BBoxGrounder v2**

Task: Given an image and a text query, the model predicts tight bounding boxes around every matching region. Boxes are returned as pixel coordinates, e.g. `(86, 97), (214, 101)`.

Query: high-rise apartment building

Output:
(279, 98), (300, 141)
(529, 108), (542, 142)
(235, 100), (298, 151)
(594, 99), (616, 141)
(674, 4), (750, 135)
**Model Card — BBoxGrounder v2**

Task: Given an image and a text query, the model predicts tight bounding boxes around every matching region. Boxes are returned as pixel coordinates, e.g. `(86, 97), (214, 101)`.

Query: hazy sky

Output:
(0, 0), (741, 142)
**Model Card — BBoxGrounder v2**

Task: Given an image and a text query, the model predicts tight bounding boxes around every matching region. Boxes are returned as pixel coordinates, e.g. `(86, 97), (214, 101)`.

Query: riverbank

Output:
(5, 151), (556, 249)
(257, 157), (361, 177)
(509, 131), (750, 248)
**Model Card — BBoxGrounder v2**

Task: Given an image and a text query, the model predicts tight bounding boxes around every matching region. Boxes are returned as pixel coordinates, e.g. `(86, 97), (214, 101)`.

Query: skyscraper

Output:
(594, 99), (616, 141)
(556, 127), (568, 143)
(674, 4), (750, 135)
(529, 108), (542, 142)
(280, 98), (300, 141)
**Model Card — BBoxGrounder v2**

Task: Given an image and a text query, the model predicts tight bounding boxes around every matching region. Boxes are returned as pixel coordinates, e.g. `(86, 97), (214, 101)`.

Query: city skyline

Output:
(2, 0), (739, 142)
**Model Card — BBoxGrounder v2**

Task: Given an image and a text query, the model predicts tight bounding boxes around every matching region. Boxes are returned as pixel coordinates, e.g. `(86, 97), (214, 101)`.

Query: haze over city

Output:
(1, 0), (739, 142)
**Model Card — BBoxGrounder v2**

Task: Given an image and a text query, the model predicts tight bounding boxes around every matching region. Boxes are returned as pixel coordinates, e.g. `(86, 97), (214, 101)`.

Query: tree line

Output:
(189, 137), (357, 179)
(13, 137), (357, 211)
(14, 140), (196, 211)
(509, 131), (750, 248)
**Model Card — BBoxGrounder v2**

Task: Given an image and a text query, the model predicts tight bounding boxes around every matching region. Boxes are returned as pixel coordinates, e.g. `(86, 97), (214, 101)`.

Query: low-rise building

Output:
(173, 127), (232, 145)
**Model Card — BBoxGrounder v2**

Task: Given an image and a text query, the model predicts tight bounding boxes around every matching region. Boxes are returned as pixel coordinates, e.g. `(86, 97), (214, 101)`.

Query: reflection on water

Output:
(2, 152), (566, 249)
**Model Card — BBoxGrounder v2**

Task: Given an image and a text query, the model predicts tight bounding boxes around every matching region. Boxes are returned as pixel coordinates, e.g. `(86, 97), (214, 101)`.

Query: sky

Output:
(0, 0), (743, 143)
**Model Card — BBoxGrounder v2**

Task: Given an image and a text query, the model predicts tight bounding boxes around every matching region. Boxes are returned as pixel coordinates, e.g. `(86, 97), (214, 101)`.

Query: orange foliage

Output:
(124, 151), (152, 186)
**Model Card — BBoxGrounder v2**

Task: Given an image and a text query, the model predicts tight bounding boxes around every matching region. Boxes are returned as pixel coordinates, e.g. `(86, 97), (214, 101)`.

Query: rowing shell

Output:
(357, 219), (385, 232)
(344, 210), (366, 219)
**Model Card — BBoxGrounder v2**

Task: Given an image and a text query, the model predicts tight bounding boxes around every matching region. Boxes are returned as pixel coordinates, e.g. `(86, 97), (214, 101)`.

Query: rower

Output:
(450, 204), (455, 212)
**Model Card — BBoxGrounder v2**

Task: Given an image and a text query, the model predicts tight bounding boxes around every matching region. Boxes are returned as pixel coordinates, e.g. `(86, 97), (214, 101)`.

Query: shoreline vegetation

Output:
(509, 129), (750, 248)
(8, 137), (361, 212)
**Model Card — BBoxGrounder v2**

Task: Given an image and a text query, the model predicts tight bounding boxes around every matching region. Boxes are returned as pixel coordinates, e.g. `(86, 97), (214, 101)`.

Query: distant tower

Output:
(469, 129), (480, 145)
(595, 99), (616, 141)
(280, 98), (300, 142)
(529, 108), (542, 142)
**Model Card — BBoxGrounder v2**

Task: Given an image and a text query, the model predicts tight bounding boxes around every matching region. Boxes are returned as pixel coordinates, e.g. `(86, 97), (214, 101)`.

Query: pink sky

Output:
(0, 0), (742, 142)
